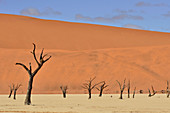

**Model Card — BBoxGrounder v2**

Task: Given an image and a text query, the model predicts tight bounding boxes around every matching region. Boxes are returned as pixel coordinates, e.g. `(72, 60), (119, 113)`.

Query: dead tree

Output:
(127, 80), (130, 98)
(13, 84), (22, 100)
(161, 90), (166, 94)
(82, 77), (103, 99)
(116, 79), (126, 99)
(166, 81), (170, 98)
(160, 81), (170, 97)
(16, 43), (51, 105)
(139, 90), (143, 94)
(60, 86), (68, 98)
(148, 86), (157, 97)
(133, 87), (136, 98)
(96, 81), (108, 97)
(8, 84), (14, 98)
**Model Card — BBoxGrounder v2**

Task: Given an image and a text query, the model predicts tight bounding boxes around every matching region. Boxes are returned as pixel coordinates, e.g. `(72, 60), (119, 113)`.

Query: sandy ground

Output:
(0, 94), (170, 113)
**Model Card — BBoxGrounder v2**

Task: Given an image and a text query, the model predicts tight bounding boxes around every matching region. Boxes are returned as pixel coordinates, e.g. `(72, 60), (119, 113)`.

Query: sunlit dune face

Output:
(0, 14), (170, 94)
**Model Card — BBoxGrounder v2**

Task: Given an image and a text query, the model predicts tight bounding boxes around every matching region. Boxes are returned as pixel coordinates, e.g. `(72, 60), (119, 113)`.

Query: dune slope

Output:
(0, 14), (170, 50)
(0, 14), (170, 94)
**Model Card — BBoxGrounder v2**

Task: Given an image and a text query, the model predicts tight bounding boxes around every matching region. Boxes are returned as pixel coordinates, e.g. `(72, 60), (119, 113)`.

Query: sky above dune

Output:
(0, 0), (170, 32)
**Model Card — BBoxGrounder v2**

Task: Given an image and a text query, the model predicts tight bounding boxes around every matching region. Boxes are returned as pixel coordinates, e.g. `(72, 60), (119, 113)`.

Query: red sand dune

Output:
(0, 14), (170, 94)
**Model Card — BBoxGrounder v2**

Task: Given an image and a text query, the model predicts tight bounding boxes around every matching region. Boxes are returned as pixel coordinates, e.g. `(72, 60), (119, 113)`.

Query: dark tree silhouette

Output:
(16, 43), (51, 105)
(160, 90), (166, 94)
(139, 90), (143, 94)
(133, 87), (136, 98)
(127, 80), (130, 98)
(13, 84), (22, 100)
(96, 81), (108, 97)
(160, 81), (170, 97)
(148, 86), (157, 97)
(82, 77), (103, 99)
(166, 81), (170, 98)
(116, 79), (126, 99)
(60, 86), (68, 98)
(8, 84), (14, 98)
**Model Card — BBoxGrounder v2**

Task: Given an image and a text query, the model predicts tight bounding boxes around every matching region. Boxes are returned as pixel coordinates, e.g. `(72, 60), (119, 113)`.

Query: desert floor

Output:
(0, 94), (170, 113)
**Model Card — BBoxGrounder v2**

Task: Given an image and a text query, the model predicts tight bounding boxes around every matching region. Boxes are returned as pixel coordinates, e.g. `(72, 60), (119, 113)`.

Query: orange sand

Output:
(0, 14), (170, 94)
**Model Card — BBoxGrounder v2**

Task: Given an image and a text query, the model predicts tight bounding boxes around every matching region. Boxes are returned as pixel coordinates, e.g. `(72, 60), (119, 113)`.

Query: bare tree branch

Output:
(96, 87), (100, 91)
(40, 48), (44, 61)
(133, 87), (136, 98)
(148, 88), (151, 97)
(104, 85), (109, 89)
(13, 83), (22, 100)
(148, 86), (157, 97)
(91, 81), (104, 89)
(167, 81), (169, 98)
(116, 80), (121, 90)
(29, 63), (32, 74)
(151, 86), (156, 93)
(32, 65), (42, 77)
(8, 84), (14, 98)
(82, 76), (102, 99)
(90, 76), (96, 82)
(82, 86), (88, 89)
(42, 54), (48, 59)
(15, 84), (22, 90)
(31, 43), (40, 66)
(116, 79), (126, 99)
(96, 81), (108, 97)
(122, 79), (126, 90)
(16, 43), (51, 105)
(60, 85), (68, 98)
(16, 63), (29, 72)
(43, 56), (52, 63)
(167, 81), (169, 90)
(83, 83), (88, 86)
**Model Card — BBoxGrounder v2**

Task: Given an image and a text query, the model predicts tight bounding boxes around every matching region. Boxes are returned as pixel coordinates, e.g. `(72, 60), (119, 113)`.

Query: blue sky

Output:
(0, 0), (170, 32)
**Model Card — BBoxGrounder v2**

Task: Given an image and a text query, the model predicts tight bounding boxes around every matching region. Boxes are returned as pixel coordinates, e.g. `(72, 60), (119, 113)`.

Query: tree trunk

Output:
(132, 92), (135, 98)
(128, 88), (130, 98)
(8, 90), (13, 98)
(16, 43), (51, 105)
(99, 89), (103, 97)
(63, 92), (66, 98)
(25, 76), (34, 105)
(88, 89), (91, 99)
(167, 92), (170, 98)
(120, 90), (123, 99)
(133, 87), (136, 98)
(14, 90), (16, 100)
(128, 80), (130, 98)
